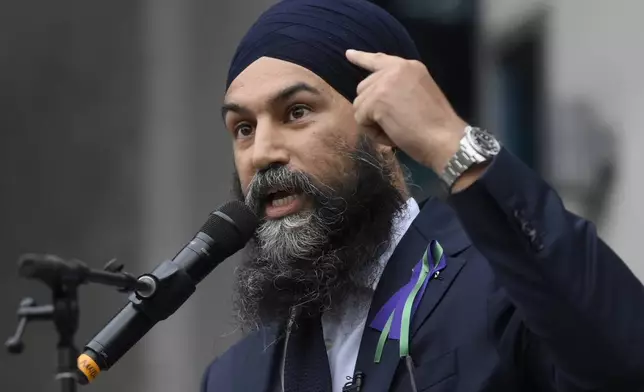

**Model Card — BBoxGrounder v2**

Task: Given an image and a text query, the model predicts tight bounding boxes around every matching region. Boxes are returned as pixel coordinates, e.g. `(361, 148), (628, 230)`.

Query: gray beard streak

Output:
(236, 206), (383, 331)
(255, 211), (327, 264)
(245, 208), (348, 315)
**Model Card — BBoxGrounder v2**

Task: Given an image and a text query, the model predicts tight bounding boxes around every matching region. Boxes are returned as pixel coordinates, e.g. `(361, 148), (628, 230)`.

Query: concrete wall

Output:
(0, 1), (144, 391)
(138, 1), (277, 391)
(0, 0), (277, 391)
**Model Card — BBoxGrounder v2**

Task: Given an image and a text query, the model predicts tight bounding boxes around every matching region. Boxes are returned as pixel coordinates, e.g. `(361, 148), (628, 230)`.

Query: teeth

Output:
(271, 194), (298, 207)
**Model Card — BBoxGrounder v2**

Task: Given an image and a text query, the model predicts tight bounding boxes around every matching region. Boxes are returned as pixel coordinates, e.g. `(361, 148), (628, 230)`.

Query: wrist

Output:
(424, 119), (469, 173)
(450, 163), (489, 193)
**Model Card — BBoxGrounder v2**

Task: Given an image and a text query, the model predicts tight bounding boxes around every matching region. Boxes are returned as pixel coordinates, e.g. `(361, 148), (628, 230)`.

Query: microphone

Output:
(76, 201), (257, 385)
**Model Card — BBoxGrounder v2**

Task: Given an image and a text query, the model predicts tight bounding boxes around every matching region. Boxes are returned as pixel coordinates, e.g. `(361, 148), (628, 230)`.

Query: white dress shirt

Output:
(321, 198), (420, 392)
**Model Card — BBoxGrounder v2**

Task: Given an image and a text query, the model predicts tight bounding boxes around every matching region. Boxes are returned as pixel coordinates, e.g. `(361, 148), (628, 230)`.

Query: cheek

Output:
(292, 133), (353, 185)
(238, 175), (252, 196)
(330, 102), (361, 146)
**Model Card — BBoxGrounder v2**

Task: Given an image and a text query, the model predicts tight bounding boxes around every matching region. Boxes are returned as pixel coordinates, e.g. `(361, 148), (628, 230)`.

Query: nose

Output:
(251, 120), (289, 171)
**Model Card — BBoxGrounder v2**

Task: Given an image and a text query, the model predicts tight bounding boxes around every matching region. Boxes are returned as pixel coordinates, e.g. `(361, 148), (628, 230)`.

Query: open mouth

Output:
(263, 189), (305, 219)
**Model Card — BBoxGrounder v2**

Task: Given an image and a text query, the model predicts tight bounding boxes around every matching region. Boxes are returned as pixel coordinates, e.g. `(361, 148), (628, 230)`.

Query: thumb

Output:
(359, 123), (396, 149)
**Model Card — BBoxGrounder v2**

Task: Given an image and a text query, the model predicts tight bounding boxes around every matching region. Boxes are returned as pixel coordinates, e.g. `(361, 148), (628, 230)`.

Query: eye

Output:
(234, 123), (254, 139)
(287, 104), (311, 122)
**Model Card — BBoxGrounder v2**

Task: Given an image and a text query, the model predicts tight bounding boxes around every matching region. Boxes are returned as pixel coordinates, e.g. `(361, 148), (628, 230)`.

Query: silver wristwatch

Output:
(439, 126), (501, 190)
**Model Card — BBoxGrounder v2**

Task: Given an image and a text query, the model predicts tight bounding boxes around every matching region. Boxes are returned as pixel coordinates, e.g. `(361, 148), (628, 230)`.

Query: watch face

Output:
(469, 128), (501, 157)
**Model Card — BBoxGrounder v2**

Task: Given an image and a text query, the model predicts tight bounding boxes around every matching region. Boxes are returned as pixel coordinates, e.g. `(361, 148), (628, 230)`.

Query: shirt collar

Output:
(371, 198), (420, 290)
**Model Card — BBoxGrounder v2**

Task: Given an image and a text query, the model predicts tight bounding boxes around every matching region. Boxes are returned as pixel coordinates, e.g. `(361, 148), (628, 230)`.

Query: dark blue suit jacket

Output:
(202, 149), (644, 392)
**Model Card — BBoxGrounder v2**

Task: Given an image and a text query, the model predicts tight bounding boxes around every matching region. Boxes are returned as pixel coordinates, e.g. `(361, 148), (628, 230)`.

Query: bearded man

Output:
(202, 1), (644, 391)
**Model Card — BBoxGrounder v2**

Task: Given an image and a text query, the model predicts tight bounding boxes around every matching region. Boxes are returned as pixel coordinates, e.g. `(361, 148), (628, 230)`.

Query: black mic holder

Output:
(5, 254), (144, 392)
(80, 258), (198, 381)
(129, 259), (196, 321)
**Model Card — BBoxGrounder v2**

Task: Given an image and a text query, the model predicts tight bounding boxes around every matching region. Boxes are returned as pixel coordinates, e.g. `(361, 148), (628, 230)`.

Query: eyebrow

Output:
(221, 82), (321, 121)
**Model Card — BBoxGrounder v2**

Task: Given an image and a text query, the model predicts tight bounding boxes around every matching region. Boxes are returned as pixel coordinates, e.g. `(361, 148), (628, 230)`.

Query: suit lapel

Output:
(354, 198), (471, 392)
(234, 327), (282, 392)
(354, 223), (429, 391)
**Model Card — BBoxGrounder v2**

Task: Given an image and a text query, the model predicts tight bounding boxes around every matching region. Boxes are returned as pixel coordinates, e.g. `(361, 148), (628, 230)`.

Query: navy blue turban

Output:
(226, 0), (421, 102)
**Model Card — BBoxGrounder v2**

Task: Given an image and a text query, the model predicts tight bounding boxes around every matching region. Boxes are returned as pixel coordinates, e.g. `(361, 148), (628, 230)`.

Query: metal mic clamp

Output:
(5, 297), (55, 354)
(5, 272), (81, 392)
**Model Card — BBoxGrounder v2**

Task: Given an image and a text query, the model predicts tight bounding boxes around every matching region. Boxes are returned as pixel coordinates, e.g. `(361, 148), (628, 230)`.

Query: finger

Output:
(360, 124), (396, 148)
(356, 71), (383, 96)
(353, 97), (372, 128)
(352, 82), (378, 126)
(352, 84), (395, 148)
(346, 49), (396, 72)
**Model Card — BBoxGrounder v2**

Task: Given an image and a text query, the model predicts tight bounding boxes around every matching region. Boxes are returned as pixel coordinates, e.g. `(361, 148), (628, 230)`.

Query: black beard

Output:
(232, 135), (406, 331)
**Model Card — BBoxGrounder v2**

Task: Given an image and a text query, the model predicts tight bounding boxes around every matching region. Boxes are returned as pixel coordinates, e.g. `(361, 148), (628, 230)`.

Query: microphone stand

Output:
(5, 255), (145, 392)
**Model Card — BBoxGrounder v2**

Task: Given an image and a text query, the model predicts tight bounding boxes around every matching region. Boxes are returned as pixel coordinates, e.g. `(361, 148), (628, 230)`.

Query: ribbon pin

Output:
(369, 240), (447, 363)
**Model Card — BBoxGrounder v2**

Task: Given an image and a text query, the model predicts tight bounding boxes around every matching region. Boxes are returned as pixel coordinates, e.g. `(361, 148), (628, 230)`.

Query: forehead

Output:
(225, 57), (334, 103)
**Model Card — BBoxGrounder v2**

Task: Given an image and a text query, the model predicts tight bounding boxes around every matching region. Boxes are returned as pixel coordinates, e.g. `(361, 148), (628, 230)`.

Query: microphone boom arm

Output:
(18, 254), (151, 293)
(5, 254), (150, 392)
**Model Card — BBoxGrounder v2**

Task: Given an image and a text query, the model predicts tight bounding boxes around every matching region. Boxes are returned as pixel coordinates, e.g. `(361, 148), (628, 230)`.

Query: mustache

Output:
(244, 165), (331, 216)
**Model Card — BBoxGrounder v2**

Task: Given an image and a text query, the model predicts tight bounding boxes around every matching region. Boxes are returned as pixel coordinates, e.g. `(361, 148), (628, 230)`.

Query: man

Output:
(202, 0), (644, 391)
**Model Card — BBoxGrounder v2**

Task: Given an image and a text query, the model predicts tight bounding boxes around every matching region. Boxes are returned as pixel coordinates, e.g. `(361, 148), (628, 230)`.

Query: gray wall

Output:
(0, 1), (144, 391)
(137, 1), (276, 391)
(0, 0), (275, 391)
(482, 0), (644, 278)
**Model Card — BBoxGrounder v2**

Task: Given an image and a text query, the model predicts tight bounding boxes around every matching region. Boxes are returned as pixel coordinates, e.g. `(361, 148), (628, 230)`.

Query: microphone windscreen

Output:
(200, 201), (258, 255)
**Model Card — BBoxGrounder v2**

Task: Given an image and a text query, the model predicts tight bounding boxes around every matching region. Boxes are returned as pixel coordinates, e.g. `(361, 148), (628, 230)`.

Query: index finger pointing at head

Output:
(345, 49), (393, 72)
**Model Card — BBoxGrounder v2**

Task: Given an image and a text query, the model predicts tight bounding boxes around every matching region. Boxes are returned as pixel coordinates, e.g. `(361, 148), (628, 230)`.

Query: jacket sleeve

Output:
(448, 148), (644, 391)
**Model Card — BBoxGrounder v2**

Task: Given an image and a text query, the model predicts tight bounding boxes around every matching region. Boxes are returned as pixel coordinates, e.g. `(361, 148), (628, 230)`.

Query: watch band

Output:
(440, 148), (479, 189)
(439, 126), (499, 190)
